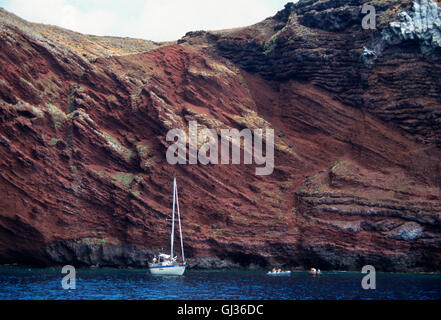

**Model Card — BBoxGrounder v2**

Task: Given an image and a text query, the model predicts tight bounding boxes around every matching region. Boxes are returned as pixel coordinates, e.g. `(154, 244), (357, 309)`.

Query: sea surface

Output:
(0, 267), (440, 300)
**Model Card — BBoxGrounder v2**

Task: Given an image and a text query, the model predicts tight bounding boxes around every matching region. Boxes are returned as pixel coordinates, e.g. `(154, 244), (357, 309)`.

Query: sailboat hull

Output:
(148, 264), (186, 276)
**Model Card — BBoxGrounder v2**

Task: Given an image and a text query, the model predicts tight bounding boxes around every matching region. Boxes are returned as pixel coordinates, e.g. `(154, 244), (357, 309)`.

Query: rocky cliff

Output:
(0, 0), (440, 272)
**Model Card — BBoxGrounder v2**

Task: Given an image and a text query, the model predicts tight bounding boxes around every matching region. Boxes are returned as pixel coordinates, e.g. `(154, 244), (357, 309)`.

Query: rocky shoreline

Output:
(0, 240), (437, 273)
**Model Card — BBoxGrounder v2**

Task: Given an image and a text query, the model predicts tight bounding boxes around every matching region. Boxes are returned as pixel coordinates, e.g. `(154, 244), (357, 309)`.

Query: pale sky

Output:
(0, 0), (296, 41)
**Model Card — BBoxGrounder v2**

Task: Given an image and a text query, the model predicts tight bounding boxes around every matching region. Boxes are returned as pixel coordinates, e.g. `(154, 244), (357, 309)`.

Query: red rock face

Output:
(0, 1), (440, 271)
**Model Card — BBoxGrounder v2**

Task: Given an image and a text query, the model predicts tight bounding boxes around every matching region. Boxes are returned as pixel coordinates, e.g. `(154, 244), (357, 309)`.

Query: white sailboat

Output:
(148, 177), (186, 276)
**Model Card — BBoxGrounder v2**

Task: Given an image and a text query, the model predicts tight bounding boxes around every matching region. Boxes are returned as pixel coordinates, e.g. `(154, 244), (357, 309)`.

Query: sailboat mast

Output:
(175, 180), (185, 263)
(170, 177), (176, 258)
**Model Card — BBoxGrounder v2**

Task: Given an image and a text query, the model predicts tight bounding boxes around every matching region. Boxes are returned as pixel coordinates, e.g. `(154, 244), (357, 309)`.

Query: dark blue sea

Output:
(0, 268), (440, 300)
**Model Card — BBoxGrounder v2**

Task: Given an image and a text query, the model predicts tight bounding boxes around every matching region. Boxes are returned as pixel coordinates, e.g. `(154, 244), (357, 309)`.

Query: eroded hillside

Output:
(0, 0), (440, 271)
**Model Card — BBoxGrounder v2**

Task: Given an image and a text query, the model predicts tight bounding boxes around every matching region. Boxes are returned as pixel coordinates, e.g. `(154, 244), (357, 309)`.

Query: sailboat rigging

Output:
(148, 177), (186, 276)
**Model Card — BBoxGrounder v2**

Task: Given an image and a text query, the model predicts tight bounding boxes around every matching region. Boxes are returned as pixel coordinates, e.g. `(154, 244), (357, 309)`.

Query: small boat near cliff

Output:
(267, 269), (291, 276)
(148, 177), (186, 276)
(309, 268), (321, 275)
(267, 271), (291, 276)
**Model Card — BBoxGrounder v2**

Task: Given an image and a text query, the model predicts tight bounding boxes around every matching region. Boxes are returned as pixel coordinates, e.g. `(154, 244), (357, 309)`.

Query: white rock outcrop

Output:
(386, 0), (441, 51)
(363, 0), (441, 64)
